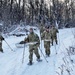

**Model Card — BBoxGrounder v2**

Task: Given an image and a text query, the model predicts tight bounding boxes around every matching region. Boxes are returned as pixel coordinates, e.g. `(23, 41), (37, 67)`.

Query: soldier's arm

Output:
(1, 36), (4, 40)
(56, 29), (59, 33)
(51, 33), (52, 39)
(49, 30), (52, 39)
(41, 32), (45, 40)
(19, 37), (29, 44)
(35, 34), (40, 44)
(36, 35), (40, 46)
(24, 36), (29, 43)
(20, 35), (29, 44)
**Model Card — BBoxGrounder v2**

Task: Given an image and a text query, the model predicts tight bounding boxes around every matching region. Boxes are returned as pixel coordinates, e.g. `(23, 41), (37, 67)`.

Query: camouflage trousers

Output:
(52, 36), (58, 45)
(0, 43), (3, 52)
(44, 41), (50, 56)
(29, 45), (40, 62)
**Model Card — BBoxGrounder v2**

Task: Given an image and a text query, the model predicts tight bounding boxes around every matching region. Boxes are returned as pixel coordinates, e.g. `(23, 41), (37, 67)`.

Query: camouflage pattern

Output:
(0, 35), (4, 52)
(44, 41), (50, 56)
(41, 30), (52, 56)
(51, 26), (59, 45)
(40, 25), (45, 34)
(24, 32), (40, 62)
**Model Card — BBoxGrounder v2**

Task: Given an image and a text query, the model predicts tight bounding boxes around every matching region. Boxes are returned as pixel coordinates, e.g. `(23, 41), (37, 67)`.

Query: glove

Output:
(19, 41), (26, 44)
(2, 38), (4, 40)
(35, 42), (40, 46)
(36, 42), (39, 44)
(51, 36), (52, 39)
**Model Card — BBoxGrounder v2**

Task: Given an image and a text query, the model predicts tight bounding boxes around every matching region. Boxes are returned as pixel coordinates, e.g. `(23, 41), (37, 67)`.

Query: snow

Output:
(0, 27), (75, 75)
(0, 23), (3, 26)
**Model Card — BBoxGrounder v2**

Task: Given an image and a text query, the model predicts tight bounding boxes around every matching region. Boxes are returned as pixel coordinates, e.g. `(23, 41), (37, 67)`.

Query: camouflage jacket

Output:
(24, 32), (40, 45)
(41, 30), (52, 41)
(0, 35), (4, 43)
(40, 25), (44, 33)
(51, 27), (58, 37)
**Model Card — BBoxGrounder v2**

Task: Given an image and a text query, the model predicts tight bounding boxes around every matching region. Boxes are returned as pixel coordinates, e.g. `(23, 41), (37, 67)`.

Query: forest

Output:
(0, 0), (75, 30)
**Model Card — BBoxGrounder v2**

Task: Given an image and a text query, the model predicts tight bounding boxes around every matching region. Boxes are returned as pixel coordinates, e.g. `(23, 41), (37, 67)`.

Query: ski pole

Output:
(54, 41), (57, 54)
(39, 29), (42, 56)
(22, 43), (25, 63)
(4, 40), (14, 52)
(39, 47), (48, 63)
(58, 32), (60, 45)
(40, 39), (42, 57)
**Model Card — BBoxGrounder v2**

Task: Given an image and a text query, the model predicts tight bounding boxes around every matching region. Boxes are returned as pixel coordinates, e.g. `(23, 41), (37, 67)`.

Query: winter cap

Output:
(45, 26), (49, 29)
(30, 28), (33, 30)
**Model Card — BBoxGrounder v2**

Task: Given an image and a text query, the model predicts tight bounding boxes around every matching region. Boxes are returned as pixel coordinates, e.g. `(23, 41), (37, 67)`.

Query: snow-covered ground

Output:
(0, 27), (75, 75)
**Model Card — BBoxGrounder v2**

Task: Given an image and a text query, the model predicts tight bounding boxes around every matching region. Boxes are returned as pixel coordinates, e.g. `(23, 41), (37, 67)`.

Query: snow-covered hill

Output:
(0, 27), (75, 75)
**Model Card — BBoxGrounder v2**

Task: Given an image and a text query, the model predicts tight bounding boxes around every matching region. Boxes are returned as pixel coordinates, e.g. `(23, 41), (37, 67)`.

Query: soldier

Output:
(51, 25), (59, 45)
(41, 26), (52, 57)
(20, 28), (41, 65)
(0, 32), (4, 53)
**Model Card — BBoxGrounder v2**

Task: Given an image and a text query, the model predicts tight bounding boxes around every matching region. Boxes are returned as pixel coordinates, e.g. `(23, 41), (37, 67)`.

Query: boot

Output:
(47, 54), (50, 57)
(46, 54), (50, 57)
(0, 50), (3, 53)
(52, 41), (53, 46)
(56, 40), (58, 45)
(28, 60), (32, 65)
(36, 56), (42, 62)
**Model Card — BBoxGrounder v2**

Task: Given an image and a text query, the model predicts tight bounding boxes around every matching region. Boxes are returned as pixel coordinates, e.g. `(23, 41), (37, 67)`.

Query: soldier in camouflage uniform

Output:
(23, 28), (40, 65)
(0, 33), (4, 53)
(41, 26), (52, 57)
(40, 23), (45, 34)
(51, 25), (59, 45)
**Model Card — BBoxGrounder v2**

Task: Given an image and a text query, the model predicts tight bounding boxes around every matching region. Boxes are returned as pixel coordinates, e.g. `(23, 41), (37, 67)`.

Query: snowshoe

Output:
(0, 50), (4, 53)
(27, 61), (33, 65)
(46, 54), (50, 58)
(56, 52), (57, 54)
(36, 59), (42, 62)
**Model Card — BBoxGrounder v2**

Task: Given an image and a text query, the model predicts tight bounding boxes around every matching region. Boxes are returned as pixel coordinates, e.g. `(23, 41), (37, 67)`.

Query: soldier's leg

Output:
(29, 48), (33, 64)
(0, 43), (3, 53)
(55, 36), (58, 44)
(45, 47), (50, 56)
(46, 41), (50, 56)
(45, 47), (47, 55)
(51, 38), (53, 46)
(56, 40), (58, 44)
(34, 47), (40, 60)
(44, 41), (47, 55)
(46, 48), (50, 56)
(44, 41), (50, 56)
